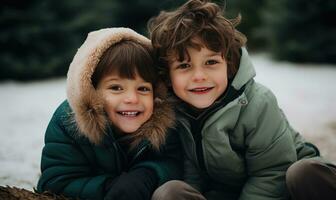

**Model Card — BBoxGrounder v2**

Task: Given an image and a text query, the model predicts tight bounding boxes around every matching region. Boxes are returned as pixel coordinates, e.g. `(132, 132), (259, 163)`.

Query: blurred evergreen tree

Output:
(0, 0), (120, 81)
(262, 0), (336, 63)
(114, 0), (185, 34)
(0, 0), (187, 81)
(4, 0), (334, 81)
(220, 0), (268, 50)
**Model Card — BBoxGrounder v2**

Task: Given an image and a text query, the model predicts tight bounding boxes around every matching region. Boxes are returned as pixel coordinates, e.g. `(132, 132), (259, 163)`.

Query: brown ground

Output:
(0, 186), (71, 200)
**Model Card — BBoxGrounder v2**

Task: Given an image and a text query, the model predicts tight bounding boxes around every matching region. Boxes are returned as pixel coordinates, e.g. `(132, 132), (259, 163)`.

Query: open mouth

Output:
(189, 87), (214, 93)
(117, 111), (141, 117)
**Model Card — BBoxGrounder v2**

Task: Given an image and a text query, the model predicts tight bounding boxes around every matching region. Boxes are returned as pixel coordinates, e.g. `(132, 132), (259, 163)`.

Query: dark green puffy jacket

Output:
(37, 101), (182, 199)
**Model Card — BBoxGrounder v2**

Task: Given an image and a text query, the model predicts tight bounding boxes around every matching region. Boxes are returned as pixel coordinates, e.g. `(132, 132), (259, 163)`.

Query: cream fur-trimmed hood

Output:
(66, 27), (174, 149)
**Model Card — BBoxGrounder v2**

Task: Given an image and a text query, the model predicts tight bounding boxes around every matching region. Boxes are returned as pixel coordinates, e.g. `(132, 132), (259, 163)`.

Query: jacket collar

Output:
(231, 48), (256, 90)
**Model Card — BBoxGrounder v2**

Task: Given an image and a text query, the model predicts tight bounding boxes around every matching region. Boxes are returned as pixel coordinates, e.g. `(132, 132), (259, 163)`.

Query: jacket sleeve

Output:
(36, 101), (113, 200)
(239, 89), (297, 200)
(131, 129), (183, 185)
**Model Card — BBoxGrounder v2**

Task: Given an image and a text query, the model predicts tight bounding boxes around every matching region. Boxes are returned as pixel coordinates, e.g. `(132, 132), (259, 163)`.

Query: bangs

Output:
(168, 30), (226, 62)
(92, 40), (156, 88)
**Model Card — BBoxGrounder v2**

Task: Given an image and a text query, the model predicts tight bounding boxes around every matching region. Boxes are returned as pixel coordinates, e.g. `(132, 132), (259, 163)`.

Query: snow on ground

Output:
(0, 54), (335, 191)
(252, 53), (336, 162)
(0, 78), (66, 190)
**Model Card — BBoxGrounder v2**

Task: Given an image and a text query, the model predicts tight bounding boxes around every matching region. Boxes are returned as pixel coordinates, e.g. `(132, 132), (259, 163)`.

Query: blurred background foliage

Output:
(1, 0), (335, 81)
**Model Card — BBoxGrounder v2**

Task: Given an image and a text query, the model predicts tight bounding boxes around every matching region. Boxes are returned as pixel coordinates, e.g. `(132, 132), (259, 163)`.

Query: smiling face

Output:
(97, 72), (154, 134)
(168, 45), (228, 109)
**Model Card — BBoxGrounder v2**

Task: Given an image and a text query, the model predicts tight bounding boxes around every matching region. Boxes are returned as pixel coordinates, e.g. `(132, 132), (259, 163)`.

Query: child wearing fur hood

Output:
(36, 28), (182, 200)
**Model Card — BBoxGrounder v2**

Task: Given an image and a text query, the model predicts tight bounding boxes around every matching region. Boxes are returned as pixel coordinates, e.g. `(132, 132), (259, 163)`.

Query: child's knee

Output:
(152, 180), (187, 200)
(286, 159), (325, 186)
(152, 180), (204, 200)
(286, 159), (336, 199)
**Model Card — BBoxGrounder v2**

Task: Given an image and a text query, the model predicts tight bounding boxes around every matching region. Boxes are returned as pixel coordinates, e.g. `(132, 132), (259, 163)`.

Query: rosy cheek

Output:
(171, 79), (180, 88)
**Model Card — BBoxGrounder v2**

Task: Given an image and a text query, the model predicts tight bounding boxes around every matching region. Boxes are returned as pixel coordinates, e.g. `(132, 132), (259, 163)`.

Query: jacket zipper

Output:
(179, 118), (198, 162)
(127, 143), (149, 169)
(104, 126), (127, 172)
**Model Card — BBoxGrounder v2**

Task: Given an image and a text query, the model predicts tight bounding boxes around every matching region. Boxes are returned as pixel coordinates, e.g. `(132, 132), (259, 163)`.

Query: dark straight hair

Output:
(91, 39), (157, 88)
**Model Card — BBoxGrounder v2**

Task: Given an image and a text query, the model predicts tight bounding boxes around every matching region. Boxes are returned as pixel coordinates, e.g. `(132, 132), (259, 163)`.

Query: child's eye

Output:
(109, 85), (123, 91)
(138, 86), (152, 93)
(205, 60), (219, 65)
(176, 63), (190, 69)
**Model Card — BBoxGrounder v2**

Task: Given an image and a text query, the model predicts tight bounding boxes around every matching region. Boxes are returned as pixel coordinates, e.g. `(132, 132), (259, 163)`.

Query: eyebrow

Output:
(102, 77), (121, 83)
(170, 51), (222, 64)
(104, 76), (151, 84)
(107, 77), (119, 80)
(206, 52), (222, 57)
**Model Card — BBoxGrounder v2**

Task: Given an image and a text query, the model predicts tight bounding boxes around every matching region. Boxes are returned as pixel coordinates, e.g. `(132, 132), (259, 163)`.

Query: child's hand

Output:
(104, 168), (158, 200)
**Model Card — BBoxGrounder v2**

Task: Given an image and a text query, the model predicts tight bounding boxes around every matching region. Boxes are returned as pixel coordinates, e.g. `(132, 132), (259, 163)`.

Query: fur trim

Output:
(66, 28), (174, 148)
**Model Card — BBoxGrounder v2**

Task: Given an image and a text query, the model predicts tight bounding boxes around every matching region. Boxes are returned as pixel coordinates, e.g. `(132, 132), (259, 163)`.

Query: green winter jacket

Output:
(37, 101), (182, 200)
(37, 28), (182, 199)
(177, 48), (320, 200)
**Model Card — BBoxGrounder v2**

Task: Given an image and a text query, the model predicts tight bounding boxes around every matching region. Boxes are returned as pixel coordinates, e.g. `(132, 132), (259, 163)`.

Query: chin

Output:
(119, 126), (141, 134)
(192, 102), (213, 109)
(120, 130), (136, 134)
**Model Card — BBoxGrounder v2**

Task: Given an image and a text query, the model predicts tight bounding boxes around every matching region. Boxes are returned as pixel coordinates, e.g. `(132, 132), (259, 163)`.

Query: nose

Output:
(123, 90), (139, 104)
(192, 67), (207, 82)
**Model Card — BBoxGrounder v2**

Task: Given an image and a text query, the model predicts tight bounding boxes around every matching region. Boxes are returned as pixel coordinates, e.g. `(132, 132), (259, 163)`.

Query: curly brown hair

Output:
(148, 0), (246, 79)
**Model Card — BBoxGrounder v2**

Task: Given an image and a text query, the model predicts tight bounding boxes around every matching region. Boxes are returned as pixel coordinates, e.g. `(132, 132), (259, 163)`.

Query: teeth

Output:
(192, 88), (209, 91)
(120, 111), (138, 116)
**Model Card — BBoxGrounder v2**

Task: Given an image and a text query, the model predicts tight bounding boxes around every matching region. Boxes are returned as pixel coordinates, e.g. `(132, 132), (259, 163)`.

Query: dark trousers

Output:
(152, 159), (336, 200)
(286, 159), (336, 200)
